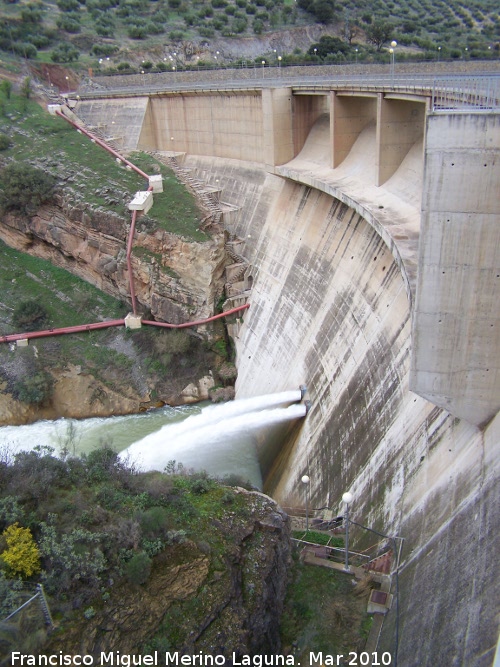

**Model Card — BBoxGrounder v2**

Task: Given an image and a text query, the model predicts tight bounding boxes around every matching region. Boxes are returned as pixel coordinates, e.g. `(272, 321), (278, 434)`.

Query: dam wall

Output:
(182, 154), (499, 666)
(70, 81), (499, 665)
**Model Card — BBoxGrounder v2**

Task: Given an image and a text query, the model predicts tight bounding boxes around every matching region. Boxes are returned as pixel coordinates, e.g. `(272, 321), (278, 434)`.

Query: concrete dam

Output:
(71, 72), (499, 666)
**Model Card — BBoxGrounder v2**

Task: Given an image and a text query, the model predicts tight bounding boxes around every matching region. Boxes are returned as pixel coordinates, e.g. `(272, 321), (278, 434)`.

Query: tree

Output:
(0, 163), (56, 215)
(308, 36), (349, 58)
(313, 0), (334, 24)
(50, 43), (80, 63)
(366, 19), (393, 51)
(1, 523), (41, 578)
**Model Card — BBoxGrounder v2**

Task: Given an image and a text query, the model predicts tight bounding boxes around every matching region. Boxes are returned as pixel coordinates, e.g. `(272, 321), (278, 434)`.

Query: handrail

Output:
(291, 537), (370, 563)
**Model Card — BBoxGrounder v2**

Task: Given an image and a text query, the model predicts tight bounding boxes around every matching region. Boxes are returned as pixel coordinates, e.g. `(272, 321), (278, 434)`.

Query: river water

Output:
(0, 390), (305, 489)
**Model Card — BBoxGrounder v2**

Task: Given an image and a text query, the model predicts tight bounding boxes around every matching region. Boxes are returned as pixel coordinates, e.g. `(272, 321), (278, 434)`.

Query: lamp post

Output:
(342, 491), (353, 571)
(261, 60), (266, 78)
(437, 46), (441, 62)
(355, 47), (358, 64)
(301, 475), (310, 532)
(389, 40), (397, 82)
(278, 55), (282, 75)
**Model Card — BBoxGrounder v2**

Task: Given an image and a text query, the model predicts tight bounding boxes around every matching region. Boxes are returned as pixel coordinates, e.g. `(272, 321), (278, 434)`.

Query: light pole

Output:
(342, 491), (353, 571)
(389, 40), (397, 82)
(301, 475), (310, 531)
(437, 46), (441, 62)
(355, 47), (358, 64)
(261, 60), (266, 78)
(278, 55), (282, 75)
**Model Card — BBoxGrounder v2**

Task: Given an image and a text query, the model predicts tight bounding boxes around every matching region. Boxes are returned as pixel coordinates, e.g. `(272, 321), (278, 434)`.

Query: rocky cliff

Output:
(0, 195), (227, 324)
(45, 491), (291, 658)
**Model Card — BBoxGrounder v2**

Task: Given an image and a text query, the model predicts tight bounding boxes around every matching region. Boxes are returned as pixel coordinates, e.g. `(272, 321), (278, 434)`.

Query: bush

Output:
(0, 497), (25, 528)
(56, 15), (81, 32)
(0, 163), (57, 215)
(128, 25), (147, 38)
(13, 43), (38, 59)
(91, 43), (118, 56)
(0, 133), (11, 150)
(14, 371), (54, 406)
(57, 0), (80, 9)
(125, 551), (151, 585)
(39, 520), (107, 595)
(1, 523), (41, 578)
(50, 43), (80, 62)
(0, 80), (12, 99)
(85, 446), (122, 484)
(12, 300), (48, 331)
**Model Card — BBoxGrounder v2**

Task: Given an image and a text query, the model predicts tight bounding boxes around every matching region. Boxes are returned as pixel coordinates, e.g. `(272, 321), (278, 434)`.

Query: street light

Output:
(389, 40), (397, 81)
(301, 475), (310, 531)
(355, 47), (358, 63)
(342, 491), (353, 571)
(261, 60), (266, 78)
(278, 55), (282, 75)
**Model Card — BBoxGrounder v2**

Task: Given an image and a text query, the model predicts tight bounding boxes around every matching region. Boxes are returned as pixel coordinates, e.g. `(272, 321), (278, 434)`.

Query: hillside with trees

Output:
(0, 0), (497, 79)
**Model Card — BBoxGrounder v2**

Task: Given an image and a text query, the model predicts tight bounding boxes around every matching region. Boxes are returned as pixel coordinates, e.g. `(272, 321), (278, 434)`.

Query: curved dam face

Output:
(184, 155), (498, 667)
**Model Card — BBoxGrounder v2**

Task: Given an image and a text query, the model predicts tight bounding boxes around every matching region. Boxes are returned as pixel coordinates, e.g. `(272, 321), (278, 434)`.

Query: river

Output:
(0, 391), (306, 489)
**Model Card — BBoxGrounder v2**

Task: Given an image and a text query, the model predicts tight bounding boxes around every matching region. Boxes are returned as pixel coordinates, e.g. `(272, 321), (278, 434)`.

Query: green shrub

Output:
(0, 133), (11, 150)
(39, 520), (107, 595)
(14, 371), (54, 406)
(12, 300), (48, 331)
(0, 80), (12, 99)
(57, 0), (80, 10)
(0, 497), (25, 527)
(125, 551), (151, 585)
(91, 43), (118, 56)
(138, 506), (171, 536)
(191, 477), (211, 495)
(56, 15), (81, 32)
(85, 446), (122, 484)
(128, 25), (147, 38)
(50, 43), (80, 62)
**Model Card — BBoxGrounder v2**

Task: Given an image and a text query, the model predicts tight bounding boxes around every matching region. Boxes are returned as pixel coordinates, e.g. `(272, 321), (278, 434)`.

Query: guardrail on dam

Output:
(70, 69), (499, 666)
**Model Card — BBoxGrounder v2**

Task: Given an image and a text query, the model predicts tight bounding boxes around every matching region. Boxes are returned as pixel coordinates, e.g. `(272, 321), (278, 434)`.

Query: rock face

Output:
(0, 196), (227, 324)
(47, 492), (291, 658)
(0, 196), (229, 424)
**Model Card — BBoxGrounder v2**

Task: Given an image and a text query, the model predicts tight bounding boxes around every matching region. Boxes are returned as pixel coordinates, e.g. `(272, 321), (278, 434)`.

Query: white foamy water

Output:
(121, 402), (307, 479)
(0, 391), (307, 489)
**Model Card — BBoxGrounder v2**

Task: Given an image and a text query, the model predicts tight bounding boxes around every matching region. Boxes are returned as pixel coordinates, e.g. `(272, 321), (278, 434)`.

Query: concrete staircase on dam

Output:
(149, 151), (253, 322)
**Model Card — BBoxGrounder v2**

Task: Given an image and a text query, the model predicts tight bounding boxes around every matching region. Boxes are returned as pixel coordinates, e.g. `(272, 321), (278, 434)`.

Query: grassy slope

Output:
(0, 96), (206, 241)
